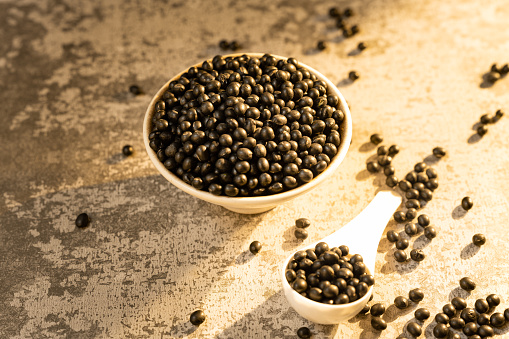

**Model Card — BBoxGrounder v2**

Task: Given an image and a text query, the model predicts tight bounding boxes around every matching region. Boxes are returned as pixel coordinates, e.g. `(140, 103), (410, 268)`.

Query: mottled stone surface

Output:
(1, 0), (509, 338)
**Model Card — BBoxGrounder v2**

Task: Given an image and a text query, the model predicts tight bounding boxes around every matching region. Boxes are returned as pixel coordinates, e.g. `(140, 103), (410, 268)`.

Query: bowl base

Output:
(222, 204), (276, 214)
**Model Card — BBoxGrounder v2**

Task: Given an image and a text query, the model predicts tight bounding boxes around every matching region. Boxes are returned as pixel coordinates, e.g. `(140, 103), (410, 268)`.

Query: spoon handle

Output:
(321, 190), (402, 273)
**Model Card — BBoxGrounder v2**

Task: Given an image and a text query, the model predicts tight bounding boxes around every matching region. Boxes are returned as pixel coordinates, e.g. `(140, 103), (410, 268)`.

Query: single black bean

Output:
(393, 211), (406, 223)
(424, 226), (437, 240)
(296, 218), (311, 228)
(394, 250), (407, 262)
(122, 145), (134, 156)
(399, 180), (412, 192)
(462, 322), (478, 336)
(451, 297), (467, 310)
(432, 324), (449, 338)
(477, 124), (488, 136)
(461, 308), (477, 323)
(486, 294), (501, 307)
(370, 317), (387, 331)
(475, 299), (489, 313)
(490, 312), (506, 327)
(461, 196), (474, 210)
(435, 312), (450, 324)
(396, 239), (409, 250)
(295, 228), (308, 240)
(432, 146), (446, 158)
(190, 310), (206, 325)
(366, 161), (380, 173)
(387, 230), (400, 243)
(417, 214), (430, 227)
(394, 296), (410, 309)
(477, 313), (491, 325)
(414, 307), (430, 321)
(459, 277), (476, 291)
(410, 249), (425, 262)
(450, 317), (465, 329)
(370, 133), (383, 145)
(477, 324), (494, 337)
(405, 223), (418, 236)
(348, 71), (360, 81)
(472, 233), (486, 246)
(297, 326), (312, 338)
(409, 288), (424, 302)
(75, 213), (89, 228)
(370, 303), (386, 316)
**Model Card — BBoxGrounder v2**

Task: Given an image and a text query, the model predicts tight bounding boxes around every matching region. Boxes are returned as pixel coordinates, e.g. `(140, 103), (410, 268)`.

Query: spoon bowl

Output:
(281, 190), (402, 324)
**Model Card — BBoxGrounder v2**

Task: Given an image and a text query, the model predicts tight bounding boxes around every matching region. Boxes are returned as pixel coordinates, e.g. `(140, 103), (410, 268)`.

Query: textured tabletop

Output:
(1, 0), (509, 338)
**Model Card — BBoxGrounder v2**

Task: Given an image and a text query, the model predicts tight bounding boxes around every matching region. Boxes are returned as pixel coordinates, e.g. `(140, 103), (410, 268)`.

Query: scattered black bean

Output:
(370, 303), (386, 316)
(357, 42), (366, 51)
(461, 196), (474, 211)
(471, 233), (486, 247)
(387, 230), (400, 243)
(396, 238), (409, 250)
(371, 316), (387, 331)
(219, 40), (230, 50)
(450, 317), (466, 329)
(486, 71), (500, 83)
(329, 7), (341, 17)
(297, 326), (312, 338)
(386, 175), (398, 187)
(477, 124), (488, 136)
(394, 296), (410, 309)
(461, 308), (477, 323)
(414, 162), (427, 173)
(358, 304), (370, 315)
(129, 85), (142, 95)
(475, 299), (490, 314)
(416, 214), (430, 227)
(432, 146), (446, 158)
(349, 71), (360, 81)
(435, 312), (450, 325)
(366, 161), (381, 173)
(490, 312), (506, 327)
(296, 218), (311, 228)
(480, 114), (492, 124)
(459, 277), (476, 291)
(451, 297), (467, 310)
(478, 313), (491, 326)
(443, 304), (456, 318)
(343, 8), (353, 17)
(405, 223), (418, 236)
(317, 41), (327, 51)
(462, 322), (478, 336)
(370, 133), (383, 145)
(295, 228), (309, 240)
(190, 310), (206, 325)
(486, 294), (501, 307)
(477, 324), (494, 337)
(424, 226), (437, 240)
(410, 249), (425, 262)
(406, 322), (422, 337)
(388, 144), (400, 156)
(394, 250), (407, 262)
(75, 213), (89, 228)
(414, 307), (430, 321)
(249, 241), (262, 254)
(432, 323), (449, 338)
(406, 208), (417, 220)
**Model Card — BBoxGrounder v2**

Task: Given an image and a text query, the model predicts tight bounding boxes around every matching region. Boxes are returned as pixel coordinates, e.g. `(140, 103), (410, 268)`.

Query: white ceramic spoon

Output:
(281, 190), (402, 324)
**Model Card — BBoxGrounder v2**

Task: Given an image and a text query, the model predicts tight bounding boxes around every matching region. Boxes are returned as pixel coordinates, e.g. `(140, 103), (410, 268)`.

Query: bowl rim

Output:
(143, 53), (353, 207)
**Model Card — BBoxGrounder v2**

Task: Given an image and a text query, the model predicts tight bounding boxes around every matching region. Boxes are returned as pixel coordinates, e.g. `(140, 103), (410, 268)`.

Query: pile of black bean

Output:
(476, 109), (504, 137)
(148, 54), (346, 197)
(427, 277), (509, 338)
(285, 241), (374, 304)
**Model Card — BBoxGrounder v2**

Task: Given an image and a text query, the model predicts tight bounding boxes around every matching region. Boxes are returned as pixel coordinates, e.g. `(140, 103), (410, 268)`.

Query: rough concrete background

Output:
(1, 0), (509, 338)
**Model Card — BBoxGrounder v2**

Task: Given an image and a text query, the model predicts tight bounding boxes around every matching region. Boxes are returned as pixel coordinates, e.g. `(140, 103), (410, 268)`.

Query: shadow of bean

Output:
(423, 154), (440, 166)
(448, 286), (471, 300)
(468, 133), (482, 144)
(304, 47), (322, 56)
(356, 169), (372, 181)
(235, 250), (255, 265)
(451, 205), (467, 219)
(423, 320), (436, 339)
(472, 121), (483, 131)
(348, 48), (361, 57)
(383, 304), (417, 323)
(460, 243), (480, 260)
(479, 73), (496, 88)
(106, 152), (127, 165)
(336, 78), (354, 87)
(281, 226), (305, 252)
(412, 234), (431, 250)
(359, 142), (376, 152)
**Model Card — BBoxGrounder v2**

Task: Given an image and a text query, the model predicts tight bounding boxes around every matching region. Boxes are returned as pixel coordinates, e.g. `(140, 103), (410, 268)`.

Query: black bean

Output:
(472, 233), (486, 246)
(396, 239), (409, 250)
(190, 310), (206, 325)
(388, 144), (400, 156)
(75, 213), (89, 228)
(426, 178), (439, 190)
(410, 249), (425, 262)
(370, 133), (383, 145)
(409, 288), (424, 302)
(129, 84), (142, 95)
(414, 307), (430, 321)
(406, 188), (420, 200)
(435, 313), (450, 324)
(366, 161), (380, 173)
(461, 196), (474, 210)
(295, 228), (308, 240)
(378, 155), (392, 167)
(249, 241), (262, 254)
(393, 211), (406, 223)
(377, 145), (388, 155)
(394, 296), (410, 309)
(424, 226), (437, 240)
(475, 299), (490, 314)
(405, 199), (421, 210)
(386, 175), (398, 187)
(339, 245), (349, 256)
(370, 303), (386, 316)
(461, 308), (477, 323)
(296, 218), (311, 229)
(308, 287), (323, 301)
(292, 278), (308, 293)
(297, 326), (312, 338)
(477, 124), (488, 136)
(394, 250), (407, 262)
(462, 322), (478, 336)
(414, 162), (427, 173)
(432, 324), (449, 338)
(490, 312), (506, 327)
(478, 313), (491, 326)
(359, 274), (375, 286)
(317, 41), (327, 51)
(486, 294), (501, 307)
(285, 269), (296, 283)
(432, 146), (446, 158)
(450, 317), (465, 329)
(334, 293), (349, 304)
(399, 180), (412, 192)
(405, 223), (418, 236)
(357, 42), (366, 51)
(371, 317), (387, 331)
(387, 230), (400, 243)
(451, 297), (467, 310)
(406, 322), (422, 337)
(477, 324), (494, 337)
(459, 277), (476, 291)
(405, 171), (417, 183)
(358, 304), (370, 315)
(383, 165), (395, 176)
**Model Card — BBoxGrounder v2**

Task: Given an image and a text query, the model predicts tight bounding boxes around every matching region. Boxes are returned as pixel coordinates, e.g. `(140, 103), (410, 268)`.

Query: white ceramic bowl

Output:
(143, 53), (352, 214)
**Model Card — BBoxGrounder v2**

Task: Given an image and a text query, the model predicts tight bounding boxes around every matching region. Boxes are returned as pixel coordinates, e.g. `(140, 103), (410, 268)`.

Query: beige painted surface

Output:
(1, 0), (508, 338)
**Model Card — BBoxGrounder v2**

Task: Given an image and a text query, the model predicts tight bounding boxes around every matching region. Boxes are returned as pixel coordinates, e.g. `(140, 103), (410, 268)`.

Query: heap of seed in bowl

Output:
(147, 54), (346, 197)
